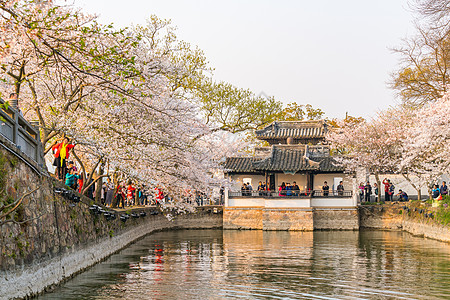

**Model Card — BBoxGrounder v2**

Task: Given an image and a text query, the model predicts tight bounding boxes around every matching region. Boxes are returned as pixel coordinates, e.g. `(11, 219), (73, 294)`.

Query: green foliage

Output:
(73, 224), (81, 235)
(109, 229), (114, 238)
(434, 196), (450, 225)
(197, 79), (283, 133)
(435, 209), (450, 226)
(70, 209), (77, 220)
(277, 103), (324, 121)
(9, 157), (18, 168)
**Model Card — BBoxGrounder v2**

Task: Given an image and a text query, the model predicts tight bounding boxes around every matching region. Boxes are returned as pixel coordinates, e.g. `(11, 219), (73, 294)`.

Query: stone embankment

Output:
(359, 203), (450, 243)
(0, 146), (222, 300)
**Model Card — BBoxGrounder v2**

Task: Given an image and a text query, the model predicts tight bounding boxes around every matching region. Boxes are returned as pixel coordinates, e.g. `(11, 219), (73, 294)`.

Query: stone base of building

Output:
(224, 207), (358, 231)
(223, 207), (263, 230)
(313, 208), (359, 230)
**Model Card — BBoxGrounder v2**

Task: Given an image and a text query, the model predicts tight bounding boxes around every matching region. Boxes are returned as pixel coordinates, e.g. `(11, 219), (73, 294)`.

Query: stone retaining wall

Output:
(359, 205), (403, 230)
(359, 204), (450, 243)
(0, 145), (222, 299)
(263, 208), (313, 231)
(1, 206), (222, 300)
(223, 207), (263, 230)
(224, 207), (359, 231)
(313, 208), (359, 230)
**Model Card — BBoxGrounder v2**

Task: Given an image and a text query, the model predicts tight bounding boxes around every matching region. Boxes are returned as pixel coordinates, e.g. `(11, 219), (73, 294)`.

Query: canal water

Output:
(38, 229), (450, 299)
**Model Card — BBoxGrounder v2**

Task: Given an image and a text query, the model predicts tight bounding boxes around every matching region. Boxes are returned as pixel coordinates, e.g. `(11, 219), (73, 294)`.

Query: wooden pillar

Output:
(265, 171), (268, 190)
(306, 172), (314, 192)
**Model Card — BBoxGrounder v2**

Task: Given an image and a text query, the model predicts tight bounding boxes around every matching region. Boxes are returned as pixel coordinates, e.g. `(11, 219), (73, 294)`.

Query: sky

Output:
(72, 0), (417, 119)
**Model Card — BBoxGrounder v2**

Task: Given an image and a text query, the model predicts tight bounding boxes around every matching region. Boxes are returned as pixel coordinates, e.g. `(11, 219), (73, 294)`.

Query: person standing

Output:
(241, 183), (247, 196)
(219, 186), (224, 204)
(337, 181), (344, 196)
(257, 181), (265, 196)
(322, 181), (330, 197)
(373, 183), (379, 202)
(105, 178), (114, 207)
(78, 172), (84, 194)
(359, 182), (365, 202)
(382, 178), (390, 202)
(127, 180), (136, 206)
(292, 181), (300, 196)
(279, 182), (286, 197)
(155, 186), (164, 205)
(286, 183), (293, 196)
(247, 182), (253, 196)
(440, 181), (448, 197)
(52, 137), (75, 181)
(364, 181), (372, 202)
(389, 182), (395, 202)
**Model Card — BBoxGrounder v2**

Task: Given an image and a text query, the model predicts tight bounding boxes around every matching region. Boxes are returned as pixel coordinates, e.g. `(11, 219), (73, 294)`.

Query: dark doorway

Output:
(269, 174), (275, 191)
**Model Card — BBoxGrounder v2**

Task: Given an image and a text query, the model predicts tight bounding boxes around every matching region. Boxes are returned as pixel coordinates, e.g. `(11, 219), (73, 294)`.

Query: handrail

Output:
(0, 98), (44, 167)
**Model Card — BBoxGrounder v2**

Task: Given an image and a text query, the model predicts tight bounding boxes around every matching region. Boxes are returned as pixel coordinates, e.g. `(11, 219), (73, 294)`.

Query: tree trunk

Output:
(402, 174), (420, 201)
(111, 172), (119, 208)
(135, 184), (139, 206)
(374, 172), (381, 202)
(95, 162), (104, 204)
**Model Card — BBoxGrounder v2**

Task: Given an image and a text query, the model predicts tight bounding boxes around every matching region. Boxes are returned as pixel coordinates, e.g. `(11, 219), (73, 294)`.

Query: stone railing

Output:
(0, 98), (44, 168)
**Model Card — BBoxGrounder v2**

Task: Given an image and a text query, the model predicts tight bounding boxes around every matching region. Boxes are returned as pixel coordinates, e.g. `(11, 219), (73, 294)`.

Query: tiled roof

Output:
(224, 147), (343, 174)
(252, 148), (316, 172)
(255, 120), (326, 140)
(224, 157), (256, 173)
(318, 157), (344, 172)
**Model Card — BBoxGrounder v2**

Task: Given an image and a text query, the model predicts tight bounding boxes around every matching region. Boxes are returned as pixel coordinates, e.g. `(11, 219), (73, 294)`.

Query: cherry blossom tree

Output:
(0, 0), (260, 203)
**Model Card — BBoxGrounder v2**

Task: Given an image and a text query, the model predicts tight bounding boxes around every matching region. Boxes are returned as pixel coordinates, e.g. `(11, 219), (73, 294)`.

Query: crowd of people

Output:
(278, 181), (301, 196)
(59, 157), (219, 208)
(240, 180), (346, 197)
(240, 181), (303, 196)
(358, 178), (449, 202)
(358, 178), (405, 202)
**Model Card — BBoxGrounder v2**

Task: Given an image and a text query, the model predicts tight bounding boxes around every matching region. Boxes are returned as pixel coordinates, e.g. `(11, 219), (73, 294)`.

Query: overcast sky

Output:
(73, 0), (416, 119)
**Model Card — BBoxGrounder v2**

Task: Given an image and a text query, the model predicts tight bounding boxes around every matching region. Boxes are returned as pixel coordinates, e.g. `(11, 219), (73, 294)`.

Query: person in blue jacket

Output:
(65, 169), (80, 190)
(396, 189), (408, 202)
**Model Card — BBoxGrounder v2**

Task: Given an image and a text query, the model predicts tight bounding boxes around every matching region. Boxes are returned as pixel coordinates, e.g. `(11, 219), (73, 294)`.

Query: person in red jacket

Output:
(382, 178), (390, 202)
(52, 137), (75, 181)
(127, 180), (136, 206)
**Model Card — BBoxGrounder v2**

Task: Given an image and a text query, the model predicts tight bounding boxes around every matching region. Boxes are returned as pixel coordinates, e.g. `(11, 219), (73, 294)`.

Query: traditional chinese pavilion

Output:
(224, 120), (349, 193)
(223, 120), (358, 231)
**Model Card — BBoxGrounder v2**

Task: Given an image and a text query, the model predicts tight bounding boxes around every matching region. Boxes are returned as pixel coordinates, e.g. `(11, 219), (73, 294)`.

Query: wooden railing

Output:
(0, 98), (44, 167)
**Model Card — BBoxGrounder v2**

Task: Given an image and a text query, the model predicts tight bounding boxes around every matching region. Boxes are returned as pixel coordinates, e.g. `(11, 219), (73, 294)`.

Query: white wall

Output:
(314, 173), (352, 191)
(276, 173), (307, 191)
(311, 197), (356, 207)
(227, 197), (355, 208)
(265, 198), (311, 208)
(229, 174), (266, 191)
(228, 197), (265, 207)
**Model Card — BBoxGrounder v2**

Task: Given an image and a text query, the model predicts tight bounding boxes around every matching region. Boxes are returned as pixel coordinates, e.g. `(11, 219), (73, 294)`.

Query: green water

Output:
(38, 229), (450, 299)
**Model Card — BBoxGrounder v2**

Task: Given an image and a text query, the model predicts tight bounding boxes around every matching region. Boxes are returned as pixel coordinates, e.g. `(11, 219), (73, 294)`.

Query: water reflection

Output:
(38, 230), (450, 299)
